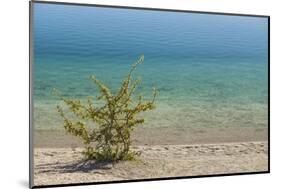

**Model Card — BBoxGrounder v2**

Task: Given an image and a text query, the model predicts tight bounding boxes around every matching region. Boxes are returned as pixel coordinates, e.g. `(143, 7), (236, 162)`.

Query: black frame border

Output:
(29, 1), (270, 188)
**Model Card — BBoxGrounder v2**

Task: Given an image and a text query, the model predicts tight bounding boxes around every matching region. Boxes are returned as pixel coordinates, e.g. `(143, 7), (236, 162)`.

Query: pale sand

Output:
(34, 141), (268, 186)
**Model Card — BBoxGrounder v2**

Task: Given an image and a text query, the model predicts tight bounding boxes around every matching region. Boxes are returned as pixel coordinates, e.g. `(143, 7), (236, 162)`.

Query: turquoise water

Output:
(33, 3), (268, 130)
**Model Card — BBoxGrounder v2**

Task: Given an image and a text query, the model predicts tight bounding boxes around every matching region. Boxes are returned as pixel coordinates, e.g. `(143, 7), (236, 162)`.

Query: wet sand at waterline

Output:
(34, 126), (268, 148)
(34, 141), (268, 186)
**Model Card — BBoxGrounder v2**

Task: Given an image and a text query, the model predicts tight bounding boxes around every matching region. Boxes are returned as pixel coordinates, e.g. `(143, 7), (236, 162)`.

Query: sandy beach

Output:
(34, 141), (268, 186)
(33, 125), (268, 186)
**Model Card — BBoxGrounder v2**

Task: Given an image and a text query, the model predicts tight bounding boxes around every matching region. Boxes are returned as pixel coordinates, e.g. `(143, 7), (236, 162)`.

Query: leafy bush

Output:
(56, 55), (157, 161)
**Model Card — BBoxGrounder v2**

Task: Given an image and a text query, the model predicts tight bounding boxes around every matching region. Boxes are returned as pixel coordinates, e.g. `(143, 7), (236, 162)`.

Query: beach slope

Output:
(34, 141), (268, 186)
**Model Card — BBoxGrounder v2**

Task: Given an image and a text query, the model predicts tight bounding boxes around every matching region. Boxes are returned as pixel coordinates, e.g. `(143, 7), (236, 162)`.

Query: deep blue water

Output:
(33, 3), (268, 130)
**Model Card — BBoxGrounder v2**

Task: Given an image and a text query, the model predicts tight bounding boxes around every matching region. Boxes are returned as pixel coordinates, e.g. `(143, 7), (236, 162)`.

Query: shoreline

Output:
(34, 126), (268, 148)
(34, 141), (268, 186)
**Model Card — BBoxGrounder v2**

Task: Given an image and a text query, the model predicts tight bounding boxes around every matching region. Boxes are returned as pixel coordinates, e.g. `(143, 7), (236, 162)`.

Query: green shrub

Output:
(55, 55), (157, 161)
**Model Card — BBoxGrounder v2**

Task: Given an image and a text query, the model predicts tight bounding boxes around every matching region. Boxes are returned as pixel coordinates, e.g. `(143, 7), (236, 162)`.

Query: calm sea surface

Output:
(33, 3), (268, 130)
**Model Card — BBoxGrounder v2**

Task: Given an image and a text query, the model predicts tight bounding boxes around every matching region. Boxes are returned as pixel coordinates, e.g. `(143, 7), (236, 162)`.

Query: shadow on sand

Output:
(37, 160), (115, 174)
